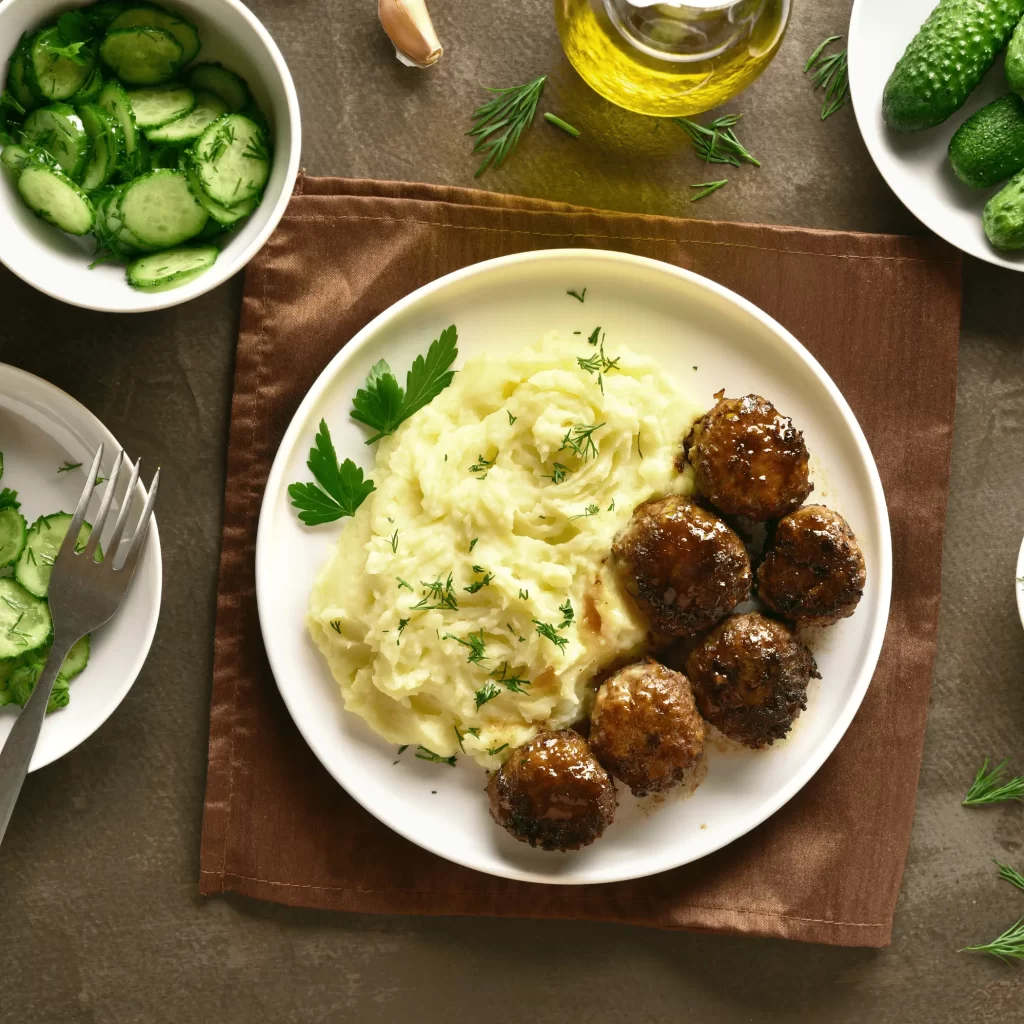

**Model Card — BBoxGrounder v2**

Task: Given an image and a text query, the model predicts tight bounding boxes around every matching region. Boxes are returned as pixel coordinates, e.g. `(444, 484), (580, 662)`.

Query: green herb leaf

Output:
(288, 420), (375, 526)
(533, 619), (568, 651)
(963, 758), (1024, 806)
(468, 75), (547, 176)
(804, 36), (849, 120)
(415, 746), (457, 767)
(675, 114), (760, 168)
(689, 179), (728, 202)
(0, 488), (19, 511)
(351, 327), (458, 443)
(996, 861), (1024, 893)
(544, 112), (580, 137)
(486, 743), (509, 756)
(567, 287), (586, 302)
(412, 573), (458, 611)
(445, 629), (488, 664)
(474, 681), (500, 708)
(492, 661), (531, 693)
(961, 919), (1024, 964)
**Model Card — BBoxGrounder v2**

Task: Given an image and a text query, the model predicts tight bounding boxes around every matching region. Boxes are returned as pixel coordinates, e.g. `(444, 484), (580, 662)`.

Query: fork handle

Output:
(0, 635), (77, 847)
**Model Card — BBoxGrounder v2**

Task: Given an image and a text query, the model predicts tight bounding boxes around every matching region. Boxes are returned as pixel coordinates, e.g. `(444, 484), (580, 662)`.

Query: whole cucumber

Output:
(883, 0), (1024, 132)
(949, 93), (1024, 187)
(1005, 16), (1024, 94)
(983, 167), (1024, 249)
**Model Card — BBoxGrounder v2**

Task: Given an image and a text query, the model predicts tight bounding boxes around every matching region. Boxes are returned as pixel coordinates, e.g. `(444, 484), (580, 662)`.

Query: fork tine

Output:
(104, 456), (141, 563)
(57, 445), (103, 563)
(116, 468), (159, 577)
(83, 450), (123, 561)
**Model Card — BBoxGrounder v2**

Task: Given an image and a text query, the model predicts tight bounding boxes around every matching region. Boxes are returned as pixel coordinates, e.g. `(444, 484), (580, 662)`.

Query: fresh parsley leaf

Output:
(58, 10), (94, 43)
(351, 327), (459, 443)
(288, 419), (375, 526)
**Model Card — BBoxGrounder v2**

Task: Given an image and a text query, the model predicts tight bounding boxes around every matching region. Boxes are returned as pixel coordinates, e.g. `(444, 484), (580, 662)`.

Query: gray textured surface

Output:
(1, 0), (1023, 1020)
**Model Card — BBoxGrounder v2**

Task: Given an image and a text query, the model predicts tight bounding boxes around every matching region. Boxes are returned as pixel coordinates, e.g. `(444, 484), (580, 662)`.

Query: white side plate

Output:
(256, 249), (892, 885)
(0, 365), (162, 770)
(849, 0), (1024, 271)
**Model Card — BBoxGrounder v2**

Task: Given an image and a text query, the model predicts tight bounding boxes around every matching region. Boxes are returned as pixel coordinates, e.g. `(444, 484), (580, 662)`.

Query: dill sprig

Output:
(690, 179), (728, 202)
(415, 746), (457, 767)
(559, 422), (604, 462)
(464, 566), (494, 594)
(963, 758), (1024, 806)
(961, 919), (1024, 964)
(996, 862), (1024, 893)
(569, 503), (600, 522)
(468, 74), (547, 176)
(491, 661), (531, 693)
(567, 287), (586, 302)
(469, 452), (496, 478)
(412, 573), (458, 611)
(558, 599), (574, 629)
(804, 35), (849, 120)
(444, 629), (488, 664)
(546, 462), (571, 484)
(486, 743), (509, 756)
(533, 619), (569, 651)
(474, 681), (500, 708)
(674, 114), (760, 168)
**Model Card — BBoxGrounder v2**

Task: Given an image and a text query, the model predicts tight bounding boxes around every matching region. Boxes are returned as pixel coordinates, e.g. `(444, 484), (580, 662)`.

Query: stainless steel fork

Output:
(0, 445), (159, 845)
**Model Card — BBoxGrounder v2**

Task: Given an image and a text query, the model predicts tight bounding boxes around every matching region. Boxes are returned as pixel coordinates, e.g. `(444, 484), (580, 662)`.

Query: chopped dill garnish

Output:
(567, 287), (586, 302)
(558, 599), (574, 629)
(57, 460), (82, 473)
(487, 744), (509, 756)
(415, 746), (457, 767)
(397, 577), (413, 591)
(412, 573), (459, 610)
(559, 422), (604, 462)
(507, 410), (517, 425)
(398, 744), (409, 754)
(329, 620), (342, 634)
(607, 499), (615, 512)
(444, 629), (488, 664)
(474, 681), (500, 708)
(587, 326), (601, 346)
(533, 619), (569, 651)
(492, 661), (531, 693)
(389, 529), (399, 553)
(464, 567), (495, 594)
(546, 462), (571, 484)
(569, 503), (601, 522)
(518, 588), (529, 600)
(469, 452), (496, 478)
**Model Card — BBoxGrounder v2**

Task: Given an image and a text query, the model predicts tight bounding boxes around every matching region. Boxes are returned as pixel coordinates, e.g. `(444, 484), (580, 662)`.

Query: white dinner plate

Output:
(849, 0), (1024, 270)
(256, 250), (892, 885)
(0, 365), (162, 770)
(1016, 537), (1024, 631)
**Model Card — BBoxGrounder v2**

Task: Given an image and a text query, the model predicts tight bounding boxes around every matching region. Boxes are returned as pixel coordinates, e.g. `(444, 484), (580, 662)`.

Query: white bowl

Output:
(1017, 537), (1024, 630)
(0, 0), (301, 312)
(849, 0), (1024, 271)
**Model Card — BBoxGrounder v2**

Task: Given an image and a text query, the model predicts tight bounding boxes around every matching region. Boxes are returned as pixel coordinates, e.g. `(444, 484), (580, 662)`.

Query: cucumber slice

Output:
(60, 634), (91, 681)
(186, 63), (250, 113)
(87, 2), (134, 31)
(110, 6), (201, 66)
(119, 169), (207, 247)
(0, 507), (27, 567)
(99, 27), (182, 87)
(15, 512), (95, 598)
(74, 67), (104, 104)
(17, 165), (96, 235)
(185, 163), (255, 225)
(127, 244), (218, 290)
(28, 27), (97, 103)
(146, 90), (227, 145)
(95, 185), (157, 255)
(0, 578), (52, 661)
(1, 144), (56, 175)
(97, 80), (140, 175)
(6, 41), (37, 112)
(1, 636), (88, 712)
(22, 103), (90, 181)
(127, 83), (194, 129)
(77, 103), (123, 192)
(191, 114), (271, 206)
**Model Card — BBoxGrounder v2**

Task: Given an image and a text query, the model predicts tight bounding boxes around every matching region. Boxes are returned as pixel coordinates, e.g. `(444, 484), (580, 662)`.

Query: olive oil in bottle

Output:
(555, 0), (790, 118)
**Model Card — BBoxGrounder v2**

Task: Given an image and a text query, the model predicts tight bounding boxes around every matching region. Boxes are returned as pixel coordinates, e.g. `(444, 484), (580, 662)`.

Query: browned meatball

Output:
(758, 505), (866, 629)
(487, 730), (615, 851)
(686, 612), (818, 748)
(684, 392), (812, 521)
(612, 495), (752, 637)
(590, 658), (705, 796)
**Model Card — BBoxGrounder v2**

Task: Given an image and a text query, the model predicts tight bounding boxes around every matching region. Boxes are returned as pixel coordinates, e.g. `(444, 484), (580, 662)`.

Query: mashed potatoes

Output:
(308, 331), (703, 768)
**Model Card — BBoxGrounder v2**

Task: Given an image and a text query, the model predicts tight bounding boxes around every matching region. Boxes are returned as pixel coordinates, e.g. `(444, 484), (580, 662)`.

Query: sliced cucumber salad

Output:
(0, 450), (92, 714)
(1, 2), (274, 292)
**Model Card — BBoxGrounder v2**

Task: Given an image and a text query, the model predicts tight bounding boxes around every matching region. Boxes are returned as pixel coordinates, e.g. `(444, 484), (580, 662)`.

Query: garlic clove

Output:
(379, 0), (443, 68)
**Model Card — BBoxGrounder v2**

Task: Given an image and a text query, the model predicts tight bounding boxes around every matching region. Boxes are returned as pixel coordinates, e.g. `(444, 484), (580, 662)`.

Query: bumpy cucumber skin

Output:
(883, 0), (1024, 132)
(1007, 17), (1024, 94)
(949, 93), (1024, 187)
(983, 166), (1024, 248)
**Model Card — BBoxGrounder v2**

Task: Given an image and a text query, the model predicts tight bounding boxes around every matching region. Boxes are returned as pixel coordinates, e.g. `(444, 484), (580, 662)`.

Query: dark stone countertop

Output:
(2, 1), (1022, 1021)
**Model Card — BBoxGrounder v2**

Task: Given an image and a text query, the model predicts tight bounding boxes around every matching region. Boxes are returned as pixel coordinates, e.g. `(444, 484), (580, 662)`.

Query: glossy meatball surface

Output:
(612, 495), (752, 637)
(590, 658), (705, 797)
(758, 505), (867, 629)
(684, 392), (812, 521)
(686, 612), (818, 748)
(487, 730), (615, 851)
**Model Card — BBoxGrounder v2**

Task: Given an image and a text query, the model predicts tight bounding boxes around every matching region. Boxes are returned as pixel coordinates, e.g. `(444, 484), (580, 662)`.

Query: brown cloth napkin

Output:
(199, 175), (962, 947)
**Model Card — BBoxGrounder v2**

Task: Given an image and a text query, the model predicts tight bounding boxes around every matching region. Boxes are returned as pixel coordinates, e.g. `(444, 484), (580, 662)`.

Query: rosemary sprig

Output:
(468, 74), (547, 176)
(963, 758), (1024, 806)
(689, 179), (728, 202)
(961, 919), (1024, 964)
(674, 114), (760, 168)
(544, 112), (580, 137)
(996, 861), (1024, 893)
(804, 35), (849, 120)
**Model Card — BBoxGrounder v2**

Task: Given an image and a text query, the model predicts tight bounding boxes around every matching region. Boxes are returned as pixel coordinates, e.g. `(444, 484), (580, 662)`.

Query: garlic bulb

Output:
(379, 0), (443, 68)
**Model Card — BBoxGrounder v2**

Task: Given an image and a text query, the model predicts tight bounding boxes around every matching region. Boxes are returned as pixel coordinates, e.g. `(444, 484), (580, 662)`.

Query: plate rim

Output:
(0, 362), (163, 771)
(847, 0), (1024, 272)
(255, 248), (894, 884)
